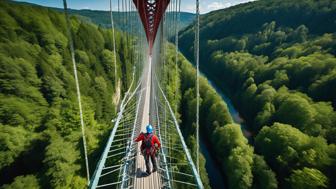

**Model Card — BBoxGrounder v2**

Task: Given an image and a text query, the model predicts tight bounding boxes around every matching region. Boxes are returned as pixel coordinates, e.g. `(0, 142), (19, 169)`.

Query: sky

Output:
(15, 0), (254, 14)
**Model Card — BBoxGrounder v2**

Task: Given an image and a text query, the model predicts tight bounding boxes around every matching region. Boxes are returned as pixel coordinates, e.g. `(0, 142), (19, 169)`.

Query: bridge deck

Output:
(134, 57), (161, 189)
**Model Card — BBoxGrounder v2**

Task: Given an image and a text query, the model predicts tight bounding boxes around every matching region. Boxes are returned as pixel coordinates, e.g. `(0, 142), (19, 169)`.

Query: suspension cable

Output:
(62, 0), (90, 185)
(164, 2), (174, 183)
(168, 0), (172, 39)
(136, 0), (141, 80)
(122, 0), (125, 32)
(195, 0), (200, 174)
(162, 11), (168, 168)
(130, 0), (134, 77)
(174, 0), (181, 114)
(110, 0), (118, 91)
(124, 0), (127, 46)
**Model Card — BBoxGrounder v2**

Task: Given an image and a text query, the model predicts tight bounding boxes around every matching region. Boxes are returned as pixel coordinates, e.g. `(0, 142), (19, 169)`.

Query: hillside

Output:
(0, 0), (136, 188)
(179, 0), (336, 188)
(67, 9), (195, 32)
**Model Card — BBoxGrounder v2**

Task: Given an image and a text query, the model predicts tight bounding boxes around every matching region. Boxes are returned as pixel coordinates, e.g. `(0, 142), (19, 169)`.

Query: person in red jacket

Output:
(135, 124), (161, 175)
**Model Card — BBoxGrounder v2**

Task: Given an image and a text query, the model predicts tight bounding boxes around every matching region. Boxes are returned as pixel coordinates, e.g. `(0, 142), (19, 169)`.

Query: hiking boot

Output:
(152, 168), (157, 172)
(146, 170), (151, 175)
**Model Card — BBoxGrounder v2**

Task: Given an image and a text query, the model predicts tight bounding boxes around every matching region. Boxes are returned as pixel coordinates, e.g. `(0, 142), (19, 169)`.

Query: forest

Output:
(163, 43), (278, 189)
(179, 0), (336, 188)
(0, 0), (136, 188)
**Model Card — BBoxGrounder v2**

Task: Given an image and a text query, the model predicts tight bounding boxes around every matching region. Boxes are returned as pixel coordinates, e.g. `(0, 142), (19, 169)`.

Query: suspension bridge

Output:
(63, 0), (203, 188)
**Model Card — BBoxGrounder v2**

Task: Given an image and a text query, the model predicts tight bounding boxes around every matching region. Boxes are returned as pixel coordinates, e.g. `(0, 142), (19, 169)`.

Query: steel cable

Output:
(62, 0), (90, 185)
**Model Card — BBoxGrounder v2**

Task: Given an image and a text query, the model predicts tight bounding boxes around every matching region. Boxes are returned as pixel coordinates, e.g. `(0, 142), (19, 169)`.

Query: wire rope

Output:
(110, 0), (118, 90)
(62, 0), (90, 185)
(195, 0), (200, 174)
(174, 0), (181, 115)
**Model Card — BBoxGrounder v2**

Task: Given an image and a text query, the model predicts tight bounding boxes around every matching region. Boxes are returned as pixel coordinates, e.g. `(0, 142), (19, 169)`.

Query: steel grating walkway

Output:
(134, 56), (162, 188)
(89, 55), (203, 189)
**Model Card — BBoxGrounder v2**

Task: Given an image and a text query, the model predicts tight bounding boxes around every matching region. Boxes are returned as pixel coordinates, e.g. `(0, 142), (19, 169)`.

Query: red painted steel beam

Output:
(133, 0), (170, 54)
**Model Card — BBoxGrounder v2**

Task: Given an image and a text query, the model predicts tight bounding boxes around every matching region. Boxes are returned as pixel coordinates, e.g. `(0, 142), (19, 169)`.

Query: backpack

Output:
(144, 134), (153, 149)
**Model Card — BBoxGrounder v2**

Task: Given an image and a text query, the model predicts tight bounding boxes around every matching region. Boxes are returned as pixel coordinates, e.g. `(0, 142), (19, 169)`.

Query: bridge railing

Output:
(89, 71), (142, 189)
(152, 74), (204, 189)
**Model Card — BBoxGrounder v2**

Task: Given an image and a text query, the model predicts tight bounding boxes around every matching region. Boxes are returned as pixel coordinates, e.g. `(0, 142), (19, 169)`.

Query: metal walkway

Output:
(89, 52), (203, 188)
(134, 56), (162, 188)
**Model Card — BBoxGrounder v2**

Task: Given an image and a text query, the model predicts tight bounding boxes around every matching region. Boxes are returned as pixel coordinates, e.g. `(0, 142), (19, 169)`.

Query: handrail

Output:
(90, 71), (137, 189)
(154, 74), (204, 189)
(154, 95), (172, 188)
(120, 87), (143, 188)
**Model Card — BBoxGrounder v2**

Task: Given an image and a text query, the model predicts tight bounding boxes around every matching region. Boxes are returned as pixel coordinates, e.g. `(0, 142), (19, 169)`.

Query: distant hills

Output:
(13, 0), (195, 33)
(67, 9), (195, 31)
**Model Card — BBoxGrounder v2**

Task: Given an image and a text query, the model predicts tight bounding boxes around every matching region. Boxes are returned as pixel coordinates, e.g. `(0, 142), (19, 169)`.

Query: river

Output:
(199, 75), (251, 189)
(206, 79), (252, 138)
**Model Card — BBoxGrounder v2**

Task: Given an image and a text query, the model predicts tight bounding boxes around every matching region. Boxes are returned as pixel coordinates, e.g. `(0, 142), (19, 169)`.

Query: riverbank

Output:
(198, 72), (253, 189)
(200, 73), (252, 139)
(200, 135), (226, 189)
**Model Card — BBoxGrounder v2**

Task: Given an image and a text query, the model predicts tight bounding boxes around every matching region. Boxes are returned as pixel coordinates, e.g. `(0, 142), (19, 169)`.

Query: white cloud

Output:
(184, 4), (196, 13)
(202, 1), (232, 13)
(181, 0), (255, 14)
(186, 1), (230, 14)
